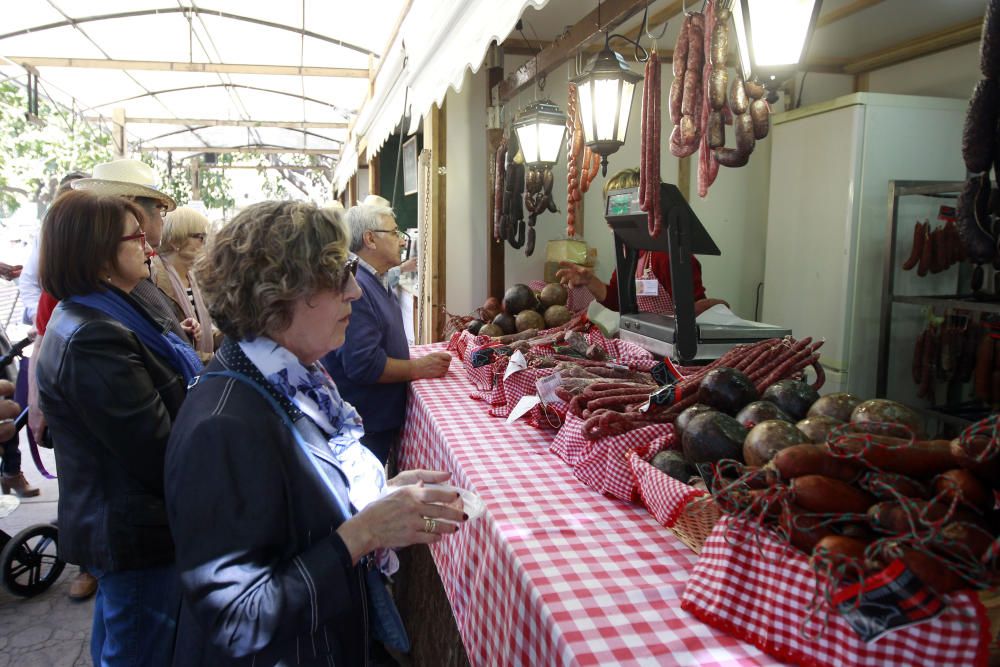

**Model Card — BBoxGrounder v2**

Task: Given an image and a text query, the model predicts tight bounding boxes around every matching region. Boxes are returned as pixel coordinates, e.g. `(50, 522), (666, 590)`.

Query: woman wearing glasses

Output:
(154, 206), (220, 360)
(34, 190), (203, 667)
(165, 201), (464, 665)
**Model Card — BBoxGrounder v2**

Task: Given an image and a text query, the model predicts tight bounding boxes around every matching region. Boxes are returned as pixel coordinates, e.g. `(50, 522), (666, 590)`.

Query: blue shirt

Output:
(321, 264), (410, 435)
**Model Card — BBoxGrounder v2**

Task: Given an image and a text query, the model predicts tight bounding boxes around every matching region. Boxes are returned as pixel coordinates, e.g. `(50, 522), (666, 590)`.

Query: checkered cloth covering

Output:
(527, 397), (568, 430)
(488, 365), (556, 419)
(549, 412), (590, 465)
(400, 343), (777, 666)
(448, 330), (496, 391)
(528, 280), (595, 313)
(629, 452), (722, 555)
(572, 424), (676, 502)
(681, 517), (992, 667)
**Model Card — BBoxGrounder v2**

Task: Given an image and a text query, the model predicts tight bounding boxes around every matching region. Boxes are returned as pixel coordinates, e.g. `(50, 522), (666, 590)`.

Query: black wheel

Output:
(1, 523), (64, 597)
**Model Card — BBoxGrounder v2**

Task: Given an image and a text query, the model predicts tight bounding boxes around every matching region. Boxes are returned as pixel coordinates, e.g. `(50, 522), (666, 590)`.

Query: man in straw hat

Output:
(72, 159), (201, 345)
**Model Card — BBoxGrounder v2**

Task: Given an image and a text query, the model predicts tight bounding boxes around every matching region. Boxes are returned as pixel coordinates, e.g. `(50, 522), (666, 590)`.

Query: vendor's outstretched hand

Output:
(555, 261), (593, 288)
(337, 483), (466, 563)
(694, 298), (730, 317)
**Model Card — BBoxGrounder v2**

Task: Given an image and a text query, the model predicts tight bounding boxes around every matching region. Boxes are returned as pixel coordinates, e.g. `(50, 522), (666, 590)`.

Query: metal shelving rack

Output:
(875, 179), (1000, 427)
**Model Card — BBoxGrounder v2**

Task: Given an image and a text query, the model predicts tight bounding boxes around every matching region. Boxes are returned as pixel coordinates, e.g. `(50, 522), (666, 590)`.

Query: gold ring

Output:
(424, 518), (436, 533)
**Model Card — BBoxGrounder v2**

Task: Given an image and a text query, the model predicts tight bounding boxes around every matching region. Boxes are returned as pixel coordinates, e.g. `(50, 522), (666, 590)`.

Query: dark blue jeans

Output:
(0, 359), (30, 475)
(361, 428), (399, 466)
(90, 564), (181, 667)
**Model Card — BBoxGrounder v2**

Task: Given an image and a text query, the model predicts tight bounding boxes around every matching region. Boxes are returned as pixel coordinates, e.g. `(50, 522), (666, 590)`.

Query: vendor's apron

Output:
(635, 251), (674, 315)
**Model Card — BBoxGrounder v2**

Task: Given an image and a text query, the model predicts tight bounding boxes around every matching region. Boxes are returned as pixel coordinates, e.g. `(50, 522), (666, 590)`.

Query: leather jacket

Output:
(165, 340), (369, 666)
(35, 293), (186, 571)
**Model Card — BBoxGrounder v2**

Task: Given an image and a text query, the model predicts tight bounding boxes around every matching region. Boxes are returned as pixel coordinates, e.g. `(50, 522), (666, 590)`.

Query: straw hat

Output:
(72, 158), (177, 211)
(362, 194), (391, 208)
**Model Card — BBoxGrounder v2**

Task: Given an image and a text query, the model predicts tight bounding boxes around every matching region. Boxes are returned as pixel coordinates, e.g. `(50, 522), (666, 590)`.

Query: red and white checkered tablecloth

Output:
(399, 343), (779, 666)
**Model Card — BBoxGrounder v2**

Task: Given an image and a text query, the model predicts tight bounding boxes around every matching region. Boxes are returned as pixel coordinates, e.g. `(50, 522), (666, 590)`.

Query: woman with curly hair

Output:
(165, 200), (465, 666)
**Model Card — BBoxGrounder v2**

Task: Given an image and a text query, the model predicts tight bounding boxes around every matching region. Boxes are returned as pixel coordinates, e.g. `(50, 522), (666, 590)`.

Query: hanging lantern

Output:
(572, 46), (642, 176)
(731, 0), (823, 87)
(513, 99), (568, 168)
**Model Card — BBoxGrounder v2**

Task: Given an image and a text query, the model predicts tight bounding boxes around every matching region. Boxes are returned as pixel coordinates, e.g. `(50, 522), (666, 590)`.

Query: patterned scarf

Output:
(155, 255), (215, 355)
(237, 337), (388, 513)
(238, 337), (397, 574)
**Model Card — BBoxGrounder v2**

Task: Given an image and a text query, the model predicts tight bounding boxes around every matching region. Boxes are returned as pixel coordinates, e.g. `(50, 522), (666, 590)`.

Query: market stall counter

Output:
(397, 342), (778, 666)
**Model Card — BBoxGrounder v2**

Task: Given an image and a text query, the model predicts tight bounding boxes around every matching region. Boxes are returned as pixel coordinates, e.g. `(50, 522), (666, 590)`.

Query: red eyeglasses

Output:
(120, 230), (146, 246)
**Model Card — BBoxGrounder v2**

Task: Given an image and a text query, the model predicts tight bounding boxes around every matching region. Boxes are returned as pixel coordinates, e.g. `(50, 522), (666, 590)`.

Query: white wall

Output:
(435, 38), (981, 319)
(444, 69), (489, 315)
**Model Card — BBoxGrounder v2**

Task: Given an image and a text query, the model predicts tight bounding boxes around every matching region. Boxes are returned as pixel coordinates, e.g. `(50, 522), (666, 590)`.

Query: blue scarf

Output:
(67, 288), (203, 383)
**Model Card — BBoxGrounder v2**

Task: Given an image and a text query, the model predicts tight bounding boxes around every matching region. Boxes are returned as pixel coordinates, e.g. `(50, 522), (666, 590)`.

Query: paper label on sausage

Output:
(831, 559), (944, 642)
(535, 372), (563, 405)
(503, 350), (528, 380)
(636, 279), (659, 296)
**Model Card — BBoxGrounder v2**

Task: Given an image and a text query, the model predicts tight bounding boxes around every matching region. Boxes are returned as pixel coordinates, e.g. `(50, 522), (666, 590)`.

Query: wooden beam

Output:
(196, 164), (332, 171)
(5, 56), (368, 78)
(816, 0), (887, 28)
(486, 63), (505, 302)
(495, 0), (650, 103)
(843, 18), (983, 75)
(501, 37), (554, 56)
(853, 72), (871, 93)
(86, 116), (348, 130)
(138, 146), (340, 156)
(429, 100), (447, 342)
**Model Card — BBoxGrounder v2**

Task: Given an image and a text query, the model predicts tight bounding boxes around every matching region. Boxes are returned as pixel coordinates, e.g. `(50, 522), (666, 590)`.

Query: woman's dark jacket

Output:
(35, 293), (186, 571)
(164, 340), (369, 667)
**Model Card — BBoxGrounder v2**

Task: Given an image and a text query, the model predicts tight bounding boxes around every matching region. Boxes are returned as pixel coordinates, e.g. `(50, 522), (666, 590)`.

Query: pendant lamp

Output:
(572, 45), (642, 176)
(731, 0), (823, 86)
(512, 99), (567, 168)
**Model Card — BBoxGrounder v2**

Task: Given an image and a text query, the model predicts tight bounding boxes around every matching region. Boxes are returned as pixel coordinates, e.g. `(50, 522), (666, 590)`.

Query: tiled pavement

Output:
(0, 444), (93, 667)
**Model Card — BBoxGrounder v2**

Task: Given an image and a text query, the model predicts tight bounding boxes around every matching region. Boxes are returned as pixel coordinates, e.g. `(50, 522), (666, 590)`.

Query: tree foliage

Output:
(0, 81), (114, 219)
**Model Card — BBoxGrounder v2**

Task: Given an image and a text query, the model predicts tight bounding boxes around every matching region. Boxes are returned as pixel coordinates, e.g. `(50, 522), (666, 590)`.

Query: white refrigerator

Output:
(761, 93), (967, 398)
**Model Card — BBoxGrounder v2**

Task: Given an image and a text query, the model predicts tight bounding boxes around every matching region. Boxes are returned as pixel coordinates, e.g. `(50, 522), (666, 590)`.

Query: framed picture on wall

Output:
(402, 135), (418, 195)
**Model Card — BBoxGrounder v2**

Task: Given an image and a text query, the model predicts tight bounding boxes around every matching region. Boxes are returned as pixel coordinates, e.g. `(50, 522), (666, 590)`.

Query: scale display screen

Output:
(607, 192), (635, 216)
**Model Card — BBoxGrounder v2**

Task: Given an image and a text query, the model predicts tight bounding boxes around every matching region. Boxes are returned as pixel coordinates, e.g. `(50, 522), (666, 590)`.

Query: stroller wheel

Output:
(1, 523), (65, 597)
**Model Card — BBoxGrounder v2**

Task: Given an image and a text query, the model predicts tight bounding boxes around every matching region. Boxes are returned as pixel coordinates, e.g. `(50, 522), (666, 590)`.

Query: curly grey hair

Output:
(196, 200), (352, 340)
(346, 203), (395, 253)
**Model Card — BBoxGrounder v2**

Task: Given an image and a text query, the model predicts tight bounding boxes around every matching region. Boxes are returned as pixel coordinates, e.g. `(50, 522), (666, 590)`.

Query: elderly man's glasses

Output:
(371, 228), (409, 241)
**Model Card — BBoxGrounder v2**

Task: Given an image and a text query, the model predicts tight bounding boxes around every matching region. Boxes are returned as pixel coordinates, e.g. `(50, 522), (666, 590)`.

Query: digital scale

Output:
(604, 183), (791, 363)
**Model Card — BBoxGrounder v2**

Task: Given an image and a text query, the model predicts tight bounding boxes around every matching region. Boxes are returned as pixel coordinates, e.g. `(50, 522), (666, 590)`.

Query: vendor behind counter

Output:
(556, 168), (728, 317)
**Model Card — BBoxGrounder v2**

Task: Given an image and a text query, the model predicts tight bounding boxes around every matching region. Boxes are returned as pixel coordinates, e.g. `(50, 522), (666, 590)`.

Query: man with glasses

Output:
(322, 201), (451, 464)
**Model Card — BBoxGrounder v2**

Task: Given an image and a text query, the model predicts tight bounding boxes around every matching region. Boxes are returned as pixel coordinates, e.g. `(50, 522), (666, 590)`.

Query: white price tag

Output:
(503, 350), (528, 380)
(535, 372), (563, 404)
(636, 278), (659, 296)
(505, 395), (541, 423)
(637, 398), (652, 413)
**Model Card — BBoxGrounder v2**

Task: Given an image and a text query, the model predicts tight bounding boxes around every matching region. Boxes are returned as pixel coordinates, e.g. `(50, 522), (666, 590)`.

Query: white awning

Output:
(352, 0), (550, 159)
